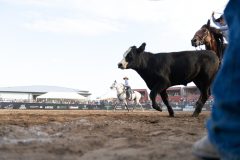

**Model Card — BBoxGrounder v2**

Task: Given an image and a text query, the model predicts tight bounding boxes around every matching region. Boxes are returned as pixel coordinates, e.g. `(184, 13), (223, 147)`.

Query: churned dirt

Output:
(0, 110), (210, 160)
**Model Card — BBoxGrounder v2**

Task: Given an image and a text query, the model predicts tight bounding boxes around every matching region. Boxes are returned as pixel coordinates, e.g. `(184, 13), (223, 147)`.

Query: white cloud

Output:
(14, 0), (167, 35)
(0, 0), (66, 7)
(2, 0), (165, 22)
(24, 17), (123, 36)
(2, 0), (229, 37)
(71, 0), (165, 23)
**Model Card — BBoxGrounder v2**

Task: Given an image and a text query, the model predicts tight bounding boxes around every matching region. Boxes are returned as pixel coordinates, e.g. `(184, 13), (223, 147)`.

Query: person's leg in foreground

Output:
(193, 0), (240, 160)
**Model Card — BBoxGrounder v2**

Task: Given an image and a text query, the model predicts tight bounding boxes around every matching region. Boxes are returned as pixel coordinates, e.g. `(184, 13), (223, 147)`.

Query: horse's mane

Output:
(209, 26), (224, 44)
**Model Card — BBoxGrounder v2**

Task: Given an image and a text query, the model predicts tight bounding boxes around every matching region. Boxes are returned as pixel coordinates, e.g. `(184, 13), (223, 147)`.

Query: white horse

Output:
(110, 80), (143, 111)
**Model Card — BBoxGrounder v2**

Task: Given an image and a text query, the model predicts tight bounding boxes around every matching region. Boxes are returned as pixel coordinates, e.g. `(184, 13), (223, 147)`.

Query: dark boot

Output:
(126, 91), (130, 100)
(129, 92), (132, 100)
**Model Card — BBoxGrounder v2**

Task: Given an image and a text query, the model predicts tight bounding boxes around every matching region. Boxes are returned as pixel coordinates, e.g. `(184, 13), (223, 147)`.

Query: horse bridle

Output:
(194, 27), (210, 45)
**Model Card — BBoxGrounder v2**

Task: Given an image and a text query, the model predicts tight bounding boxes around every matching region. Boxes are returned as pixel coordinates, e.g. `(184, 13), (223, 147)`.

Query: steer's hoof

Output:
(192, 111), (199, 117)
(169, 113), (174, 117)
(153, 105), (162, 112)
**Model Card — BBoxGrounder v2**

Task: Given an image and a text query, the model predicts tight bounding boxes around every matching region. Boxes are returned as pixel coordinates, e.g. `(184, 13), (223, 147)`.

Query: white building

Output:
(0, 85), (91, 102)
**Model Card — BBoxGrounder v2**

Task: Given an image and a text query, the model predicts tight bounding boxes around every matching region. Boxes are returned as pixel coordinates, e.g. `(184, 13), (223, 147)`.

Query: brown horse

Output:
(191, 20), (227, 61)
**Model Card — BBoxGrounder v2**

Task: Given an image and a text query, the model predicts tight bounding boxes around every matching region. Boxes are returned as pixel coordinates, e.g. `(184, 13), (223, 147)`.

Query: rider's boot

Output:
(126, 92), (130, 100)
(129, 93), (132, 100)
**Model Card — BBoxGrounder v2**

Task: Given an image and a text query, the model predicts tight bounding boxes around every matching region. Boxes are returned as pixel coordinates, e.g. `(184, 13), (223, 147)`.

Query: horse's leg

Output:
(131, 95), (134, 111)
(135, 94), (144, 111)
(113, 101), (118, 111)
(138, 102), (144, 111)
(192, 82), (210, 117)
(124, 100), (129, 112)
(160, 89), (174, 117)
(132, 101), (135, 112)
(132, 94), (139, 111)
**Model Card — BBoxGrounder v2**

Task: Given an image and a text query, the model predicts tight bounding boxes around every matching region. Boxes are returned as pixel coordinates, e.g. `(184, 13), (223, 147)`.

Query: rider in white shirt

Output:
(212, 12), (229, 42)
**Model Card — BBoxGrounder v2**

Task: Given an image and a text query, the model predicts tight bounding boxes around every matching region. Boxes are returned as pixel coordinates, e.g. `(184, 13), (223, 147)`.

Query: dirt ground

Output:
(0, 110), (210, 160)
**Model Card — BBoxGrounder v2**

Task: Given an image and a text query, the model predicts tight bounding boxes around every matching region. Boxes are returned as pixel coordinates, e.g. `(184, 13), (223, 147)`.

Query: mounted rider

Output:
(212, 12), (229, 42)
(123, 76), (132, 100)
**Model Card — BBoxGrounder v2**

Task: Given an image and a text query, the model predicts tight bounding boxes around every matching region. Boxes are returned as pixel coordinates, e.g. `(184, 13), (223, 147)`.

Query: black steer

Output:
(118, 43), (219, 117)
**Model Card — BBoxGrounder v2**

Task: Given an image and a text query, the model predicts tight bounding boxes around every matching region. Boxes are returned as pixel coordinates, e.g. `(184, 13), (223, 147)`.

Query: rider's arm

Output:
(212, 20), (222, 28)
(124, 80), (129, 86)
(219, 25), (228, 31)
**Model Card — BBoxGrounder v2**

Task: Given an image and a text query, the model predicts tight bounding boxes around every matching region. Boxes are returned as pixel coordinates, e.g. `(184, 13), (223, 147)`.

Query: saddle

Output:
(125, 87), (132, 100)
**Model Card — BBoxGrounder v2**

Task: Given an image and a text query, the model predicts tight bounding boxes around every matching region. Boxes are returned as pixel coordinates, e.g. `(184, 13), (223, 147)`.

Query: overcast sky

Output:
(0, 0), (228, 99)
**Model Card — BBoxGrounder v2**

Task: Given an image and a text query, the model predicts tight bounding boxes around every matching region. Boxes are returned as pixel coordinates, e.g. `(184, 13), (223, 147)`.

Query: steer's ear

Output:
(137, 42), (146, 53)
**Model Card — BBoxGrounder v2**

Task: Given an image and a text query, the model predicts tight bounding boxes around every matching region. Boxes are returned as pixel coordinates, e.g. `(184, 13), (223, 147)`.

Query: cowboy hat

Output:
(123, 77), (129, 80)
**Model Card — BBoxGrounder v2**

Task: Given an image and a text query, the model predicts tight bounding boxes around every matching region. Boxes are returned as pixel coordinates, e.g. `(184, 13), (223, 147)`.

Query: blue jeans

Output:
(207, 0), (240, 159)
